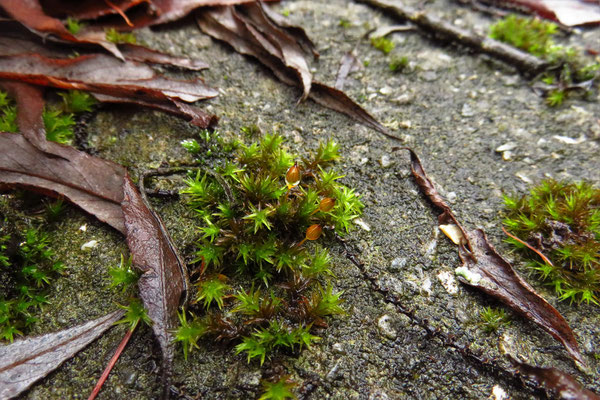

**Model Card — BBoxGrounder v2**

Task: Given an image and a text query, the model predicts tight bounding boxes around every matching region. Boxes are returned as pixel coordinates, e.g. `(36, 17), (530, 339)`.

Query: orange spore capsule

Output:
(285, 162), (301, 189)
(305, 224), (323, 241)
(319, 197), (335, 213)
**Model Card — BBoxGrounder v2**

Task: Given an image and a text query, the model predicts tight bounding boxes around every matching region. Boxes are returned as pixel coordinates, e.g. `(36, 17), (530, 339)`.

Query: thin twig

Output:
(356, 0), (548, 75)
(88, 327), (135, 400)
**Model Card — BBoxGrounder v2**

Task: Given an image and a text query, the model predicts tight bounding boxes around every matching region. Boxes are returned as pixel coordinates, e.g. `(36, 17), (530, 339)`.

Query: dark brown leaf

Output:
(0, 0), (124, 58)
(0, 310), (124, 400)
(121, 176), (190, 389)
(40, 0), (151, 20)
(93, 93), (219, 128)
(0, 81), (49, 154)
(401, 147), (585, 367)
(508, 356), (600, 399)
(0, 53), (218, 103)
(0, 132), (127, 233)
(237, 2), (312, 101)
(118, 43), (210, 70)
(196, 6), (396, 138)
(458, 229), (585, 367)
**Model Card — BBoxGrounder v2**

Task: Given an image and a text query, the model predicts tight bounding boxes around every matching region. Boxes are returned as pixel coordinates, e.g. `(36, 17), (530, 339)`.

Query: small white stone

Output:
(502, 151), (513, 161)
(515, 172), (532, 184)
(495, 142), (517, 152)
(461, 103), (475, 117)
(399, 120), (412, 129)
(332, 343), (345, 354)
(446, 191), (457, 203)
(379, 86), (392, 95)
(81, 240), (98, 251)
(421, 278), (432, 296)
(353, 218), (371, 231)
(553, 134), (586, 144)
(377, 315), (397, 340)
(78, 224), (87, 232)
(390, 257), (407, 271)
(437, 270), (459, 295)
(492, 385), (509, 400)
(380, 155), (392, 168)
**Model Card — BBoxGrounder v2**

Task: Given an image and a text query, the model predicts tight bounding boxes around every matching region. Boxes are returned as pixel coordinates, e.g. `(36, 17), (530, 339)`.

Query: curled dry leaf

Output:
(0, 309), (124, 400)
(398, 147), (585, 367)
(0, 132), (127, 233)
(121, 176), (190, 390)
(196, 5), (395, 137)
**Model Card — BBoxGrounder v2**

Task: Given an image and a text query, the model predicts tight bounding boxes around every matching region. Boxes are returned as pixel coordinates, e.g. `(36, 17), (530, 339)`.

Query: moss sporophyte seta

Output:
(175, 132), (363, 370)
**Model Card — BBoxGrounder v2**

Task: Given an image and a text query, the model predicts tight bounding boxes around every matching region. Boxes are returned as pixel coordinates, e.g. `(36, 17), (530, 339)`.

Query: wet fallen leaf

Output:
(0, 132), (127, 233)
(93, 93), (219, 128)
(196, 5), (395, 137)
(399, 147), (586, 367)
(0, 53), (218, 103)
(458, 229), (585, 367)
(0, 309), (124, 400)
(0, 0), (124, 58)
(0, 81), (49, 154)
(121, 176), (190, 390)
(508, 356), (600, 399)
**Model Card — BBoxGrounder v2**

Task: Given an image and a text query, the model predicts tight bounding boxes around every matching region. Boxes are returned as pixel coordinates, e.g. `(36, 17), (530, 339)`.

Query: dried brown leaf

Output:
(93, 93), (218, 128)
(401, 147), (585, 367)
(0, 132), (127, 233)
(196, 6), (396, 138)
(121, 176), (190, 389)
(0, 53), (218, 103)
(0, 310), (124, 400)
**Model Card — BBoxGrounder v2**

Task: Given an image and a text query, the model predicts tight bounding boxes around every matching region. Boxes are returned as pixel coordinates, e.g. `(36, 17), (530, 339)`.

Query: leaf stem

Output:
(87, 326), (135, 400)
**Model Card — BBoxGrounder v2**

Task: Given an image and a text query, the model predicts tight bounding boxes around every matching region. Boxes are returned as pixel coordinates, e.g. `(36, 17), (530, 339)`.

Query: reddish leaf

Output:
(119, 43), (209, 70)
(196, 6), (395, 137)
(0, 53), (218, 103)
(500, 0), (600, 26)
(0, 81), (49, 154)
(0, 132), (127, 233)
(0, 310), (124, 400)
(121, 176), (190, 389)
(508, 356), (600, 399)
(40, 0), (151, 20)
(401, 147), (585, 367)
(0, 0), (124, 58)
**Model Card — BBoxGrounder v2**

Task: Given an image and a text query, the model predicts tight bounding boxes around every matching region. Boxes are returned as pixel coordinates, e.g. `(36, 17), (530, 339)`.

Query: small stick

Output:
(356, 0), (548, 75)
(501, 226), (554, 266)
(88, 327), (135, 400)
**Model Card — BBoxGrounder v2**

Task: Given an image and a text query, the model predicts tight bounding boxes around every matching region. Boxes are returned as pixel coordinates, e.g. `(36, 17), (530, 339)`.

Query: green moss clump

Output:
(65, 17), (84, 35)
(0, 226), (65, 342)
(175, 133), (362, 367)
(479, 306), (510, 334)
(503, 179), (600, 305)
(371, 36), (395, 54)
(0, 89), (94, 145)
(105, 28), (137, 44)
(489, 15), (599, 106)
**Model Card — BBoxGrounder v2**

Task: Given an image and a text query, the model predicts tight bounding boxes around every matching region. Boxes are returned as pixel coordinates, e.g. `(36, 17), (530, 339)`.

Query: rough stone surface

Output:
(3, 0), (600, 399)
